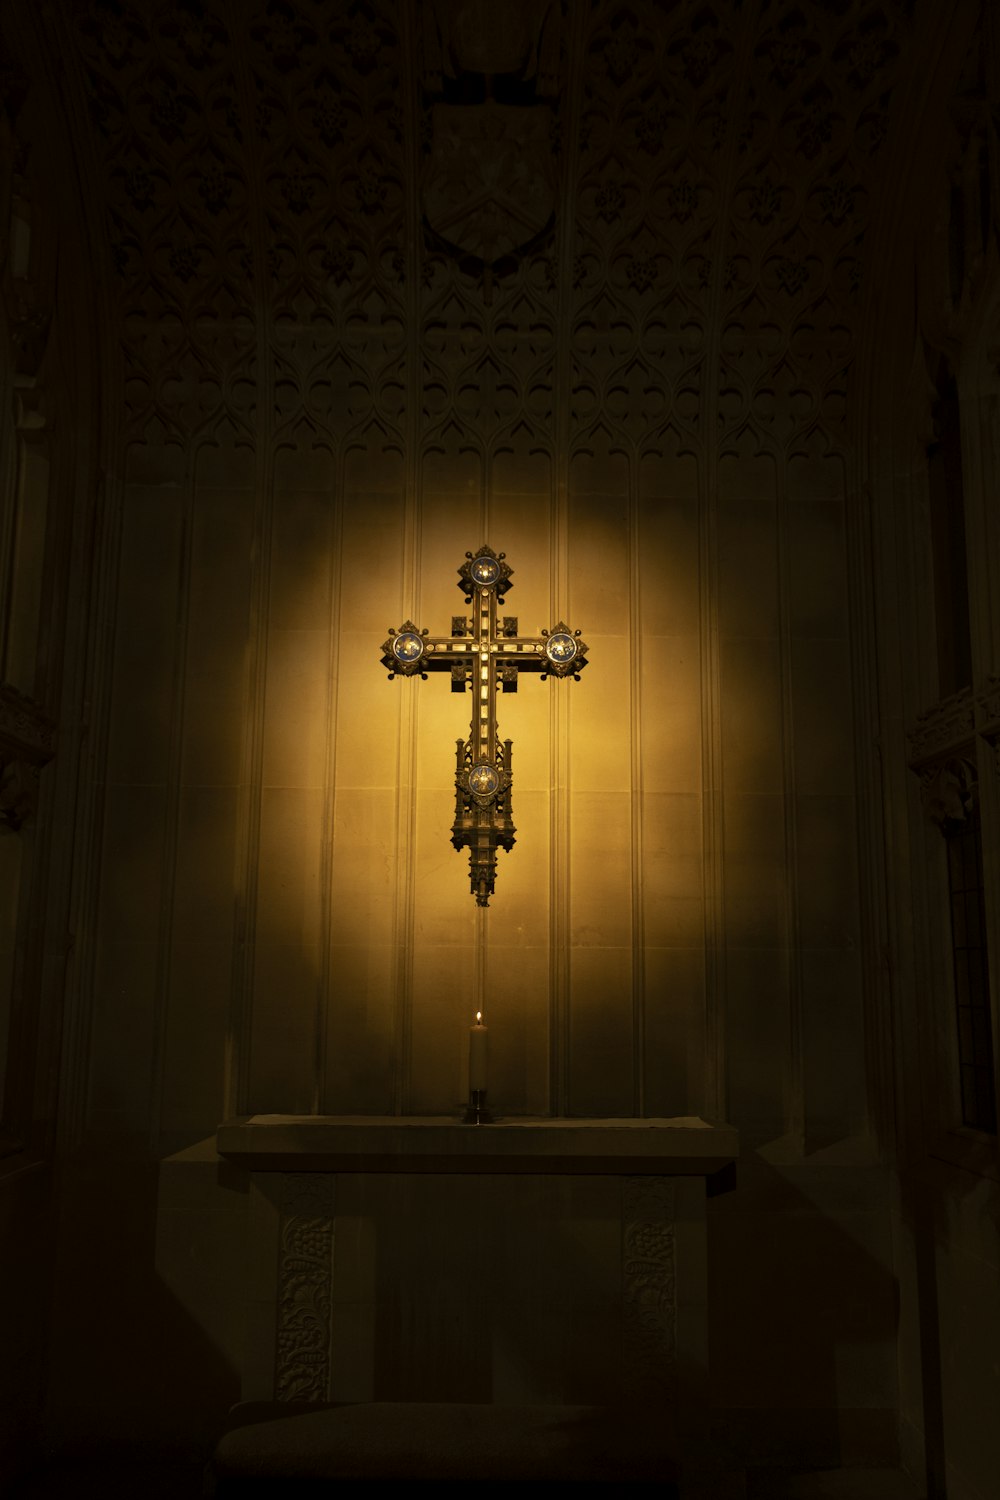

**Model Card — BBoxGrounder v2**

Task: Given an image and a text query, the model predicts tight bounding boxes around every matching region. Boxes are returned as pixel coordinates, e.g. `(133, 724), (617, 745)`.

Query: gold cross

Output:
(381, 546), (588, 905)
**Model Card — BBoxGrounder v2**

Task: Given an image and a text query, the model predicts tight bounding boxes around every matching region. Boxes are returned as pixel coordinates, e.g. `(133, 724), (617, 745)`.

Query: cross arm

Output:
(494, 622), (589, 689)
(381, 622), (476, 689)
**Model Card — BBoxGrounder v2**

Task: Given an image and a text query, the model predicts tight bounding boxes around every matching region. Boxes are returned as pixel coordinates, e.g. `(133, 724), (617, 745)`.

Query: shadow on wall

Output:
(708, 1154), (900, 1472)
(239, 1151), (900, 1477)
(891, 1145), (1000, 1500)
(45, 1153), (244, 1466)
(42, 1139), (904, 1479)
(243, 1167), (671, 1410)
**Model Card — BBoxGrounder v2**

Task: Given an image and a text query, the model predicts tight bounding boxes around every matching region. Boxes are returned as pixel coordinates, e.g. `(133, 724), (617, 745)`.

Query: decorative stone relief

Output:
(62, 0), (917, 475)
(6, 278), (50, 430)
(720, 1), (906, 458)
(274, 1173), (336, 1403)
(907, 691), (984, 833)
(0, 682), (56, 834)
(421, 1), (560, 275)
(71, 0), (254, 445)
(917, 757), (978, 836)
(417, 0), (559, 470)
(71, 0), (407, 453)
(571, 1), (717, 463)
(0, 756), (40, 834)
(622, 1176), (676, 1388)
(976, 675), (1000, 776)
(907, 688), (976, 765)
(975, 675), (1000, 730)
(0, 678), (56, 761)
(243, 0), (407, 457)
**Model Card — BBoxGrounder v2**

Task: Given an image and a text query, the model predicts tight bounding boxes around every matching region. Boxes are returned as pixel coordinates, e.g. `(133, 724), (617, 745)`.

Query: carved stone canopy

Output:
(907, 687), (976, 765)
(908, 679), (1000, 829)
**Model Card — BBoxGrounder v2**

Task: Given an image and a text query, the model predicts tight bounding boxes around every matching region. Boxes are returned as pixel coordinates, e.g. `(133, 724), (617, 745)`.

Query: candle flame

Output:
(476, 1011), (482, 1024)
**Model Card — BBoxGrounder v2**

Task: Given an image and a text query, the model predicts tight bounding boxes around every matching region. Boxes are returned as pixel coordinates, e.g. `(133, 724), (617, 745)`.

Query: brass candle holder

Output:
(463, 1088), (493, 1125)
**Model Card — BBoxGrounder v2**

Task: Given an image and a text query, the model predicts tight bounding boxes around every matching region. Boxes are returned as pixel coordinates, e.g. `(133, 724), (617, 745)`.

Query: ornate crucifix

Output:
(381, 546), (588, 906)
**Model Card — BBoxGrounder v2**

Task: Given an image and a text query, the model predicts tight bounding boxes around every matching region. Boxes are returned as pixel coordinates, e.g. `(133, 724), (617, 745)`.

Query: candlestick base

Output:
(462, 1088), (493, 1125)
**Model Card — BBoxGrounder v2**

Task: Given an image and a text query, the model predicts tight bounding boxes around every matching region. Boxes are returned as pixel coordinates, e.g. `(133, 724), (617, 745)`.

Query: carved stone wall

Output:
(52, 0), (921, 1152)
(860, 3), (1000, 1496)
(12, 0), (978, 1473)
(0, 6), (107, 1486)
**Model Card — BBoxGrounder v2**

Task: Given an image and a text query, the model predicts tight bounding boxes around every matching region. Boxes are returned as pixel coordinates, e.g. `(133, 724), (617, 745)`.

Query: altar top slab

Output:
(216, 1115), (739, 1175)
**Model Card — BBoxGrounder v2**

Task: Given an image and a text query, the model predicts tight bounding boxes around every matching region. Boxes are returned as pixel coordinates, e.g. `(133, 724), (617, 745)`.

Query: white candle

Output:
(469, 1011), (488, 1091)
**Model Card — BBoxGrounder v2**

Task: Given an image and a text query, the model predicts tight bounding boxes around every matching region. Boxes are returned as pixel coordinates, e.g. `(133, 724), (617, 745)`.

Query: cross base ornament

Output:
(381, 547), (588, 905)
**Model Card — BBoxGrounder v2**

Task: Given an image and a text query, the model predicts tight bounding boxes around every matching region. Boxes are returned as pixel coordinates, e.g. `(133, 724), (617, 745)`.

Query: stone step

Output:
(750, 1467), (923, 1500)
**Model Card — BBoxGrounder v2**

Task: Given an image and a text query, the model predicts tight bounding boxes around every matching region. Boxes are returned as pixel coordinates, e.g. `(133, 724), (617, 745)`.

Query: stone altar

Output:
(216, 1113), (738, 1452)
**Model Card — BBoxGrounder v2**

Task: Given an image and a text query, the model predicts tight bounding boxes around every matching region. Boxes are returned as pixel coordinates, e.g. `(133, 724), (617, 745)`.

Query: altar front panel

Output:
(243, 1167), (706, 1422)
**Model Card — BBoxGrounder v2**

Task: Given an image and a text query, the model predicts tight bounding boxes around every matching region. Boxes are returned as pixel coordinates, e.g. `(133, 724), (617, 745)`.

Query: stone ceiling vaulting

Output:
(54, 0), (915, 468)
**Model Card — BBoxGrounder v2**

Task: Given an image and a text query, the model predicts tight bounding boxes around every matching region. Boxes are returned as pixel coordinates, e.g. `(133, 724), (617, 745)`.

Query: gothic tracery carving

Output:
(71, 0), (408, 453)
(64, 0), (915, 480)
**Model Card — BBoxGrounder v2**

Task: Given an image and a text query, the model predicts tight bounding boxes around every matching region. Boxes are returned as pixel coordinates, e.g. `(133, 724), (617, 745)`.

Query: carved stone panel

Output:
(248, 1168), (697, 1415)
(0, 682), (55, 834)
(622, 1176), (677, 1390)
(274, 1174), (336, 1403)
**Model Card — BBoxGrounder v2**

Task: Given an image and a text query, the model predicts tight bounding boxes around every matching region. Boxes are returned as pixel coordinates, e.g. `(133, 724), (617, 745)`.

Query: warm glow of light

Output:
(476, 1010), (482, 1024)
